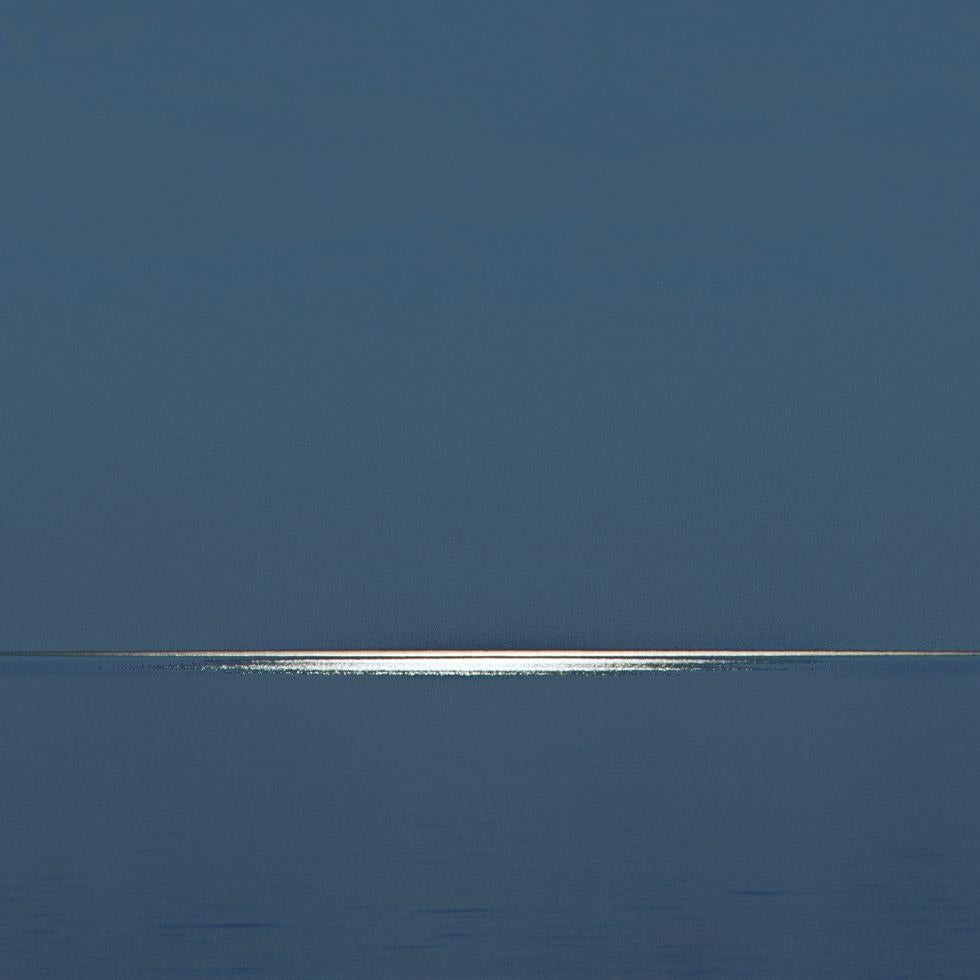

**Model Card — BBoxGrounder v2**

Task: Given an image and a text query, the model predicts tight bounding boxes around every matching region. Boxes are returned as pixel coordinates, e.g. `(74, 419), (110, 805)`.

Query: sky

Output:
(3, 2), (980, 651)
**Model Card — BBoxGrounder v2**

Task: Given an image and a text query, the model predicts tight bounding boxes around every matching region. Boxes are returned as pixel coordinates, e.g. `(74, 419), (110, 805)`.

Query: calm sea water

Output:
(1, 654), (979, 977)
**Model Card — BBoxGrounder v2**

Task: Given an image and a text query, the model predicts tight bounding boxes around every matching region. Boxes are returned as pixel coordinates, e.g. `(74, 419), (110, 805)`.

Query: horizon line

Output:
(2, 649), (979, 658)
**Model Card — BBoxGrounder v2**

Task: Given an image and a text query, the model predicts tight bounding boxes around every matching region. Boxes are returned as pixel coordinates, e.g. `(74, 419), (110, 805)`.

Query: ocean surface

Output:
(2, 653), (979, 978)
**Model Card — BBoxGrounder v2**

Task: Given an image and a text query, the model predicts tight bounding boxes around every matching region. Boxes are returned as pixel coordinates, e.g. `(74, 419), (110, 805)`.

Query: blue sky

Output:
(3, 2), (979, 650)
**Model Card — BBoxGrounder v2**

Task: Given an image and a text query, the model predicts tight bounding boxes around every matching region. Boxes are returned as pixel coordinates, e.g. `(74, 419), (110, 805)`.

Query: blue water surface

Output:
(1, 654), (979, 977)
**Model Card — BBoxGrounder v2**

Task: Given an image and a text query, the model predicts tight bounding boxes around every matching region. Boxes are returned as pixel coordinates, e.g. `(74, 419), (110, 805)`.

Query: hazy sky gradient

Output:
(3, 2), (979, 650)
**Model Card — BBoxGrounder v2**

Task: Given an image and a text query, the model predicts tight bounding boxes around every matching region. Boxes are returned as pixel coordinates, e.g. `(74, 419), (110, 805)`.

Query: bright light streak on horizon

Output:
(215, 655), (727, 675)
(8, 650), (974, 676)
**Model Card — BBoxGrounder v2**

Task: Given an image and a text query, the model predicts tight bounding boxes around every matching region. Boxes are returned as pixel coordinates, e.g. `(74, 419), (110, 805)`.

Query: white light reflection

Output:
(208, 654), (776, 675)
(142, 650), (972, 676)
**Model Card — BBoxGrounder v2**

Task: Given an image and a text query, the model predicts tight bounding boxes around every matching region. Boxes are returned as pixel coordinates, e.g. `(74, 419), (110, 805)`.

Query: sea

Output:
(2, 652), (979, 978)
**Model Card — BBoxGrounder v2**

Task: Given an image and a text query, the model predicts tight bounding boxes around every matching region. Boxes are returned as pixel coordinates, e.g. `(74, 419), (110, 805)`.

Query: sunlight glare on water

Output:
(204, 652), (813, 674)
